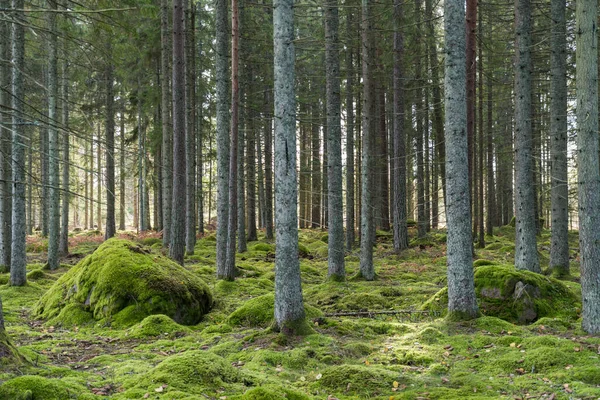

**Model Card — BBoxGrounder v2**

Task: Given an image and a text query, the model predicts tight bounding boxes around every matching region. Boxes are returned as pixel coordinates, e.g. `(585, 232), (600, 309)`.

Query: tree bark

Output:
(161, 0), (173, 246)
(59, 52), (69, 254)
(0, 0), (12, 271)
(119, 102), (126, 231)
(549, 0), (569, 276)
(345, 5), (355, 250)
(273, 0), (306, 334)
(105, 42), (116, 240)
(444, 0), (479, 319)
(186, 5), (197, 254)
(576, 0), (600, 334)
(514, 0), (540, 272)
(169, 0), (187, 264)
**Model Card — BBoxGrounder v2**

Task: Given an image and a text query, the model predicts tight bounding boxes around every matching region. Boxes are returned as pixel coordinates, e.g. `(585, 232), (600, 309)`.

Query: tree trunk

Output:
(161, 0), (173, 246)
(105, 42), (116, 240)
(310, 99), (321, 229)
(345, 6), (355, 250)
(264, 90), (274, 239)
(477, 10), (485, 248)
(576, 0), (600, 333)
(444, 0), (478, 319)
(549, 0), (569, 276)
(10, 0), (27, 286)
(514, 0), (540, 272)
(47, 0), (60, 270)
(0, 0), (12, 271)
(247, 108), (258, 241)
(392, 0), (408, 252)
(196, 3), (204, 235)
(466, 0), (476, 217)
(169, 0), (187, 264)
(273, 0), (306, 334)
(186, 5), (197, 254)
(359, 0), (374, 280)
(216, 0), (230, 275)
(325, 0), (345, 280)
(119, 102), (126, 230)
(59, 51), (69, 254)
(97, 121), (102, 232)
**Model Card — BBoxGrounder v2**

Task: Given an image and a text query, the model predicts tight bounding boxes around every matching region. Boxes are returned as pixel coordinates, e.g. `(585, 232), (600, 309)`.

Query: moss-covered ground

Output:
(0, 227), (598, 399)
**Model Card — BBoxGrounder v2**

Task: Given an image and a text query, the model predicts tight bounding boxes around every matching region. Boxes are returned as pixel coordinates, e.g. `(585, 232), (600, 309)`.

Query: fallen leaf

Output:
(299, 376), (306, 382)
(515, 368), (526, 375)
(441, 377), (449, 383)
(574, 347), (581, 352)
(364, 360), (370, 365)
(316, 373), (322, 380)
(393, 381), (399, 388)
(143, 394), (149, 399)
(510, 342), (516, 348)
(155, 386), (164, 393)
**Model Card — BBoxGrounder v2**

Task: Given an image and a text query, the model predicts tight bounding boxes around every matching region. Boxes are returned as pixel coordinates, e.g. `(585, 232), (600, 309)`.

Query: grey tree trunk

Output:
(358, 0), (374, 280)
(119, 102), (126, 231)
(273, 0), (306, 334)
(444, 0), (478, 319)
(514, 0), (540, 273)
(310, 100), (321, 229)
(137, 87), (146, 232)
(105, 43), (116, 240)
(169, 0), (187, 265)
(216, 0), (231, 276)
(97, 120), (103, 231)
(10, 0), (27, 286)
(345, 8), (355, 250)
(224, 0), (240, 277)
(325, 0), (345, 280)
(549, 0), (569, 276)
(47, 0), (60, 270)
(392, 0), (408, 252)
(576, 0), (600, 334)
(161, 0), (173, 246)
(247, 109), (258, 241)
(0, 0), (12, 271)
(59, 53), (69, 254)
(196, 3), (204, 235)
(186, 5), (197, 254)
(414, 0), (426, 239)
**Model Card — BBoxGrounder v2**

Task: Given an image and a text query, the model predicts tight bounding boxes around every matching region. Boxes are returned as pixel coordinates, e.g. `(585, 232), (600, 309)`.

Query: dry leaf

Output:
(393, 381), (399, 388)
(316, 373), (322, 380)
(510, 342), (516, 348)
(441, 377), (449, 383)
(143, 394), (149, 399)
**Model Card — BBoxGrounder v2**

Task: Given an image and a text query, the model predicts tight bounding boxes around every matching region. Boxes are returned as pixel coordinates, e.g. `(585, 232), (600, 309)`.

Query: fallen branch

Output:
(323, 310), (439, 318)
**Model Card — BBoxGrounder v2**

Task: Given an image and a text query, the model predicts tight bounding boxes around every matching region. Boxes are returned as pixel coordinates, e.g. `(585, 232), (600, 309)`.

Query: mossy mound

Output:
(237, 386), (310, 400)
(26, 268), (50, 281)
(317, 364), (406, 396)
(136, 350), (241, 393)
(0, 376), (81, 400)
(473, 259), (497, 267)
(47, 303), (94, 327)
(33, 238), (213, 327)
(226, 293), (323, 328)
(0, 329), (25, 365)
(421, 265), (579, 324)
(306, 240), (328, 258)
(251, 243), (275, 253)
(127, 314), (190, 338)
(138, 237), (162, 247)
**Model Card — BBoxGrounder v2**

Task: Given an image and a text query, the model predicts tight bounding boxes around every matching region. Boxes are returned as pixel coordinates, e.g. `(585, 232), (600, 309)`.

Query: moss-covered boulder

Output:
(127, 314), (190, 338)
(0, 376), (81, 400)
(227, 293), (323, 328)
(422, 265), (579, 324)
(33, 238), (213, 327)
(237, 386), (310, 400)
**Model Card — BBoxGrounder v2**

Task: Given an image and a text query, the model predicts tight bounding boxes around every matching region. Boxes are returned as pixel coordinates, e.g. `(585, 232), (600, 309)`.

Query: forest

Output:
(1, 0), (600, 398)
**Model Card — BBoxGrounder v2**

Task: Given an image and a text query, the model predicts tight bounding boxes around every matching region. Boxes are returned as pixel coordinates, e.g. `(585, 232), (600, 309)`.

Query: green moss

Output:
(136, 350), (241, 393)
(415, 326), (446, 344)
(484, 242), (503, 250)
(0, 329), (25, 365)
(475, 316), (522, 334)
(337, 292), (389, 310)
(227, 293), (323, 328)
(138, 237), (162, 247)
(47, 303), (93, 327)
(395, 349), (435, 366)
(410, 235), (436, 248)
(317, 364), (406, 396)
(0, 376), (82, 400)
(34, 238), (213, 327)
(343, 342), (374, 357)
(529, 317), (572, 332)
(251, 243), (275, 253)
(306, 241), (328, 258)
(473, 259), (497, 267)
(238, 386), (310, 400)
(127, 314), (190, 338)
(26, 268), (49, 281)
(298, 243), (310, 258)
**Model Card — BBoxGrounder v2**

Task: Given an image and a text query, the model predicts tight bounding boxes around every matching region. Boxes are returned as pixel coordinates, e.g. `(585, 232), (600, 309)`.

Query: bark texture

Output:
(161, 0), (173, 246)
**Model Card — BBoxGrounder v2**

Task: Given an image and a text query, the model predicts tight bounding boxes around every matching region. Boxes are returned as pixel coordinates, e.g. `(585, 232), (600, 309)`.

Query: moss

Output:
(127, 314), (190, 338)
(26, 268), (49, 281)
(415, 326), (446, 344)
(251, 243), (275, 253)
(227, 293), (323, 328)
(337, 292), (389, 310)
(201, 323), (233, 334)
(343, 342), (374, 357)
(138, 237), (162, 247)
(484, 242), (503, 251)
(473, 259), (497, 267)
(529, 317), (572, 332)
(410, 235), (436, 248)
(306, 241), (328, 258)
(238, 386), (310, 400)
(475, 316), (522, 334)
(47, 303), (93, 327)
(0, 376), (82, 400)
(572, 366), (600, 385)
(298, 243), (310, 258)
(395, 349), (435, 366)
(34, 238), (213, 327)
(136, 350), (241, 393)
(317, 364), (406, 396)
(0, 329), (25, 365)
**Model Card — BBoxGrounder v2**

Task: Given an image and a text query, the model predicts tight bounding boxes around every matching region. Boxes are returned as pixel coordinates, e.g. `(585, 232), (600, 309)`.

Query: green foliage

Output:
(317, 364), (407, 396)
(33, 238), (213, 327)
(237, 386), (310, 400)
(0, 376), (82, 400)
(127, 314), (190, 338)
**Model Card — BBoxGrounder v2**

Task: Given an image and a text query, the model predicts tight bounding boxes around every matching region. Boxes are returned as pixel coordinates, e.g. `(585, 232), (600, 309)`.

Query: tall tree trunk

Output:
(264, 91), (274, 239)
(10, 0), (27, 286)
(225, 0), (240, 276)
(514, 0), (540, 272)
(273, 0), (306, 334)
(485, 7), (495, 235)
(196, 3), (204, 235)
(477, 10), (485, 248)
(216, 0), (231, 274)
(137, 88), (146, 232)
(247, 109), (258, 241)
(186, 5), (197, 254)
(466, 0), (476, 216)
(59, 51), (69, 254)
(345, 5), (355, 250)
(393, 0), (408, 252)
(97, 121), (102, 232)
(549, 0), (568, 276)
(310, 99), (321, 229)
(161, 0), (173, 246)
(89, 133), (93, 229)
(576, 0), (600, 333)
(359, 0), (374, 280)
(47, 0), (60, 270)
(325, 0), (345, 280)
(236, 1), (247, 252)
(170, 0), (187, 264)
(444, 0), (478, 319)
(119, 102), (126, 230)
(0, 0), (12, 271)
(105, 42), (116, 240)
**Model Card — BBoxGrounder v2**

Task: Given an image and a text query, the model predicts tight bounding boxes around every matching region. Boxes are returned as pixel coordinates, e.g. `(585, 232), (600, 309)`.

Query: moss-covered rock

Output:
(47, 303), (94, 327)
(473, 259), (497, 267)
(421, 265), (579, 324)
(26, 268), (49, 281)
(33, 238), (213, 327)
(127, 314), (190, 338)
(237, 386), (310, 400)
(138, 237), (162, 247)
(317, 364), (406, 396)
(0, 329), (25, 365)
(136, 350), (241, 393)
(0, 376), (81, 400)
(227, 293), (323, 328)
(251, 243), (275, 253)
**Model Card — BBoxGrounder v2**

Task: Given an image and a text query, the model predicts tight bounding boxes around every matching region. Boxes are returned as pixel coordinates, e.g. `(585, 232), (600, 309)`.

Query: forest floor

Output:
(0, 226), (599, 399)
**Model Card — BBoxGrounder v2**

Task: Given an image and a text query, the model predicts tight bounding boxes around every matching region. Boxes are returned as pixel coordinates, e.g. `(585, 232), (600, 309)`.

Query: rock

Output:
(34, 238), (213, 327)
